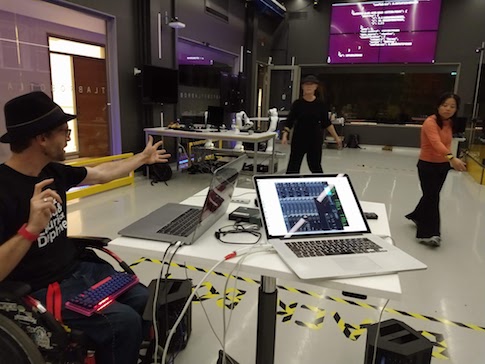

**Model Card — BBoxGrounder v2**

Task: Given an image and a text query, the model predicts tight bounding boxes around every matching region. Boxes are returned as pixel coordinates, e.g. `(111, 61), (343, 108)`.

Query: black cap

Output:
(301, 75), (320, 84)
(1, 91), (76, 143)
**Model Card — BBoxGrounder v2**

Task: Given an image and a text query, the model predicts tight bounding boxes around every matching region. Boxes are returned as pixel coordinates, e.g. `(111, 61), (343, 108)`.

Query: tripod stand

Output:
(469, 41), (485, 147)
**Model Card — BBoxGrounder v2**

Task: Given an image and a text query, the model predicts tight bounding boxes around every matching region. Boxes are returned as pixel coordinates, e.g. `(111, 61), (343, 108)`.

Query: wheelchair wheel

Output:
(0, 314), (45, 364)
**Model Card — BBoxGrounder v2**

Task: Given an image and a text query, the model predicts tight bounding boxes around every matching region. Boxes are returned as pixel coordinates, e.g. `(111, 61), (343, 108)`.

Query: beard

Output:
(42, 145), (66, 161)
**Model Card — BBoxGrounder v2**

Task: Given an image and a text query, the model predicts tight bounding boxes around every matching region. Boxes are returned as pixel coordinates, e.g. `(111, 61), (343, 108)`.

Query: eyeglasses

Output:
(215, 223), (262, 245)
(57, 128), (71, 137)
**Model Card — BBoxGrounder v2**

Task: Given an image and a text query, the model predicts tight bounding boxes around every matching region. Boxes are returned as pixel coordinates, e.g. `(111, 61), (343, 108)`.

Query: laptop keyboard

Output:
(157, 208), (201, 237)
(286, 237), (386, 258)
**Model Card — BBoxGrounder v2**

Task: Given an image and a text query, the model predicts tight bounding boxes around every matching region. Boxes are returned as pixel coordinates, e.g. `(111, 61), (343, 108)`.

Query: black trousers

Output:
(407, 160), (450, 238)
(286, 138), (323, 174)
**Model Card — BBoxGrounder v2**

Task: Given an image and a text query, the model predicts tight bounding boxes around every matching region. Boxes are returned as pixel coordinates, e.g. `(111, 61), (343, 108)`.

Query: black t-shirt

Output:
(284, 98), (331, 143)
(0, 163), (87, 291)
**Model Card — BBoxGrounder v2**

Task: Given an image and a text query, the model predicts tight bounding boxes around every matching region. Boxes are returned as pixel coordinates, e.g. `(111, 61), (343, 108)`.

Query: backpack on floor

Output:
(346, 134), (361, 148)
(149, 163), (172, 186)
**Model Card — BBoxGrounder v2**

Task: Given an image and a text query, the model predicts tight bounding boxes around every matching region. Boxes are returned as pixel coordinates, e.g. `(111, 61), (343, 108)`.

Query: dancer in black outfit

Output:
(281, 75), (342, 174)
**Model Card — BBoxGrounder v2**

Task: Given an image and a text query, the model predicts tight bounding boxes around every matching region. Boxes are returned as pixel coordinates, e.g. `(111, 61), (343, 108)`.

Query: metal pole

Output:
(255, 276), (277, 364)
(472, 41), (485, 120)
(240, 45), (244, 73)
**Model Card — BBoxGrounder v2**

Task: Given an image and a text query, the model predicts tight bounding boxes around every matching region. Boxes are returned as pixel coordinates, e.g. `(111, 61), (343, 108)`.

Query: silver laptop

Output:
(119, 155), (248, 244)
(253, 173), (427, 280)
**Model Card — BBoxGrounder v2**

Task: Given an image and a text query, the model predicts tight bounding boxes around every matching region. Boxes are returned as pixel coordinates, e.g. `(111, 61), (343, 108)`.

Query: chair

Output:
(0, 236), (136, 364)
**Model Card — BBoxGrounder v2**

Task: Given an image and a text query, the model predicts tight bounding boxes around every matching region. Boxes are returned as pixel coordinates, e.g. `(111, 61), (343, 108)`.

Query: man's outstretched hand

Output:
(142, 135), (171, 164)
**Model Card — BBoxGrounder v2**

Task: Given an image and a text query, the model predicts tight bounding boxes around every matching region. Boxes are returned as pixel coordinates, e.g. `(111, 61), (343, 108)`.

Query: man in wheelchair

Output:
(0, 92), (171, 364)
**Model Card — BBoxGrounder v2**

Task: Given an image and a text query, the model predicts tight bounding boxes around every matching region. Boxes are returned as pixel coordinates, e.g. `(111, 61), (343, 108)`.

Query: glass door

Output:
(263, 65), (301, 116)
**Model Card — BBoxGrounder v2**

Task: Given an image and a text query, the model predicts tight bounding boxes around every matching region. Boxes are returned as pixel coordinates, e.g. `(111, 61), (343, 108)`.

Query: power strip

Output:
(228, 207), (261, 226)
(231, 198), (250, 204)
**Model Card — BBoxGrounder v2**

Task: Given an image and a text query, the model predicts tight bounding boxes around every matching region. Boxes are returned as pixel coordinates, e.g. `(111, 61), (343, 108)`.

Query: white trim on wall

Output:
(43, 0), (122, 155)
(1, 0), (106, 35)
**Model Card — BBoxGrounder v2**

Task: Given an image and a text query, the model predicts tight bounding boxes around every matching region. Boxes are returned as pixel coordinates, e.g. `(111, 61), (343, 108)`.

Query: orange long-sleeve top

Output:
(419, 115), (452, 163)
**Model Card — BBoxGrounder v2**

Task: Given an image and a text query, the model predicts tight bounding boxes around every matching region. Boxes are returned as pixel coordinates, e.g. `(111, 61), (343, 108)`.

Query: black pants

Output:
(286, 138), (323, 174)
(407, 160), (450, 238)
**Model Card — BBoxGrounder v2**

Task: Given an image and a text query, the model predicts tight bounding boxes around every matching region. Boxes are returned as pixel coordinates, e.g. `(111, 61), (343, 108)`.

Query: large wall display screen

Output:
(328, 0), (442, 64)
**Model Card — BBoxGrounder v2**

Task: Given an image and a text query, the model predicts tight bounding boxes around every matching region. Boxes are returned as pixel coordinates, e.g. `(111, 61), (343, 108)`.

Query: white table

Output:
(111, 187), (402, 363)
(144, 127), (278, 174)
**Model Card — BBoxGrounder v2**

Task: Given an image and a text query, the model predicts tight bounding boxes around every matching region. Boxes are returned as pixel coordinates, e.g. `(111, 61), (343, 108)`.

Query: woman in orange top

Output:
(405, 93), (466, 247)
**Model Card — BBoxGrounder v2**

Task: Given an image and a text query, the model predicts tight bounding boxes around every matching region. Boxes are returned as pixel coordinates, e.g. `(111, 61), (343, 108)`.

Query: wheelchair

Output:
(0, 236), (138, 364)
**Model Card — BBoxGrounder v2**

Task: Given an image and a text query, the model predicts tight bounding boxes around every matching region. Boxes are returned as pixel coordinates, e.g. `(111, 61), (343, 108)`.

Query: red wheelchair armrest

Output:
(68, 236), (110, 248)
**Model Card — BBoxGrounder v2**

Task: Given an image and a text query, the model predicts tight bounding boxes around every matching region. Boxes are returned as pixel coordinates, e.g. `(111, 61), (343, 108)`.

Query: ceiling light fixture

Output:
(168, 17), (186, 29)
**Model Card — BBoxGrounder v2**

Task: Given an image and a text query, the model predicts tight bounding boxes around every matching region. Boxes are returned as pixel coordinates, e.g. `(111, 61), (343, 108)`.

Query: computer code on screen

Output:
(328, 0), (442, 64)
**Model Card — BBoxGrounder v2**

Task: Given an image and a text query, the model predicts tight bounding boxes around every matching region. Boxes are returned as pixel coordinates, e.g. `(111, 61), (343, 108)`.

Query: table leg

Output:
(256, 275), (277, 364)
(270, 135), (276, 174)
(254, 142), (258, 174)
(176, 137), (181, 171)
(145, 131), (151, 178)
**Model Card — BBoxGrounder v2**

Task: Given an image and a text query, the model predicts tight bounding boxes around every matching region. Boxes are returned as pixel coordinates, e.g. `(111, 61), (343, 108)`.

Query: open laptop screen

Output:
(254, 174), (370, 239)
(191, 155), (247, 242)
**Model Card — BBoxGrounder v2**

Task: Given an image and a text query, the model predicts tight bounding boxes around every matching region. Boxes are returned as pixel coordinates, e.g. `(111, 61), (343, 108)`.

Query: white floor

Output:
(67, 145), (485, 364)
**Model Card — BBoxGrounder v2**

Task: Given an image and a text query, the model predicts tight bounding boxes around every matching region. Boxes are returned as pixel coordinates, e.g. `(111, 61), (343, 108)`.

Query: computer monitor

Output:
(180, 115), (205, 128)
(207, 106), (225, 131)
(141, 65), (178, 104)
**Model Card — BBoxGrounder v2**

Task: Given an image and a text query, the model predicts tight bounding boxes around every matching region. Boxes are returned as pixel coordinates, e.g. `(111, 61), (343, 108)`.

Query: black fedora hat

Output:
(301, 75), (320, 84)
(1, 91), (76, 144)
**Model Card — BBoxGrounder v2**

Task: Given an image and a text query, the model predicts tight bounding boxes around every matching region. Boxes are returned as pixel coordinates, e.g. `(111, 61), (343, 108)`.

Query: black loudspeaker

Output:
(463, 103), (473, 118)
(217, 349), (240, 364)
(242, 162), (278, 173)
(364, 319), (433, 364)
(453, 117), (467, 134)
(143, 279), (192, 356)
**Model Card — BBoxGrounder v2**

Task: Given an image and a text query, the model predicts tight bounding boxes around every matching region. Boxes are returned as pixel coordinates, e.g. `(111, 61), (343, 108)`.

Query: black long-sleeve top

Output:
(284, 98), (331, 144)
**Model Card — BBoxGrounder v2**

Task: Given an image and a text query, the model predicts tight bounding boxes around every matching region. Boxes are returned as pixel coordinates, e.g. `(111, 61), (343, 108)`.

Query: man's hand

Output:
(142, 135), (171, 165)
(27, 179), (62, 235)
(336, 138), (343, 149)
(81, 136), (172, 185)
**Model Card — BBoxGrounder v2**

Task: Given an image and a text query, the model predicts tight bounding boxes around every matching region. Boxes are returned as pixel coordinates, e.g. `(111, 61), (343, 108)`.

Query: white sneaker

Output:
(418, 236), (441, 247)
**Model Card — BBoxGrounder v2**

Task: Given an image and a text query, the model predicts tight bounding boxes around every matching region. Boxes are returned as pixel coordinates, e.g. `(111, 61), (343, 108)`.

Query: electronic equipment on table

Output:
(229, 206), (261, 225)
(207, 106), (225, 131)
(238, 130), (264, 133)
(157, 208), (201, 237)
(364, 212), (378, 220)
(253, 173), (427, 280)
(119, 155), (248, 245)
(65, 272), (139, 316)
(174, 127), (202, 133)
(167, 126), (219, 133)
